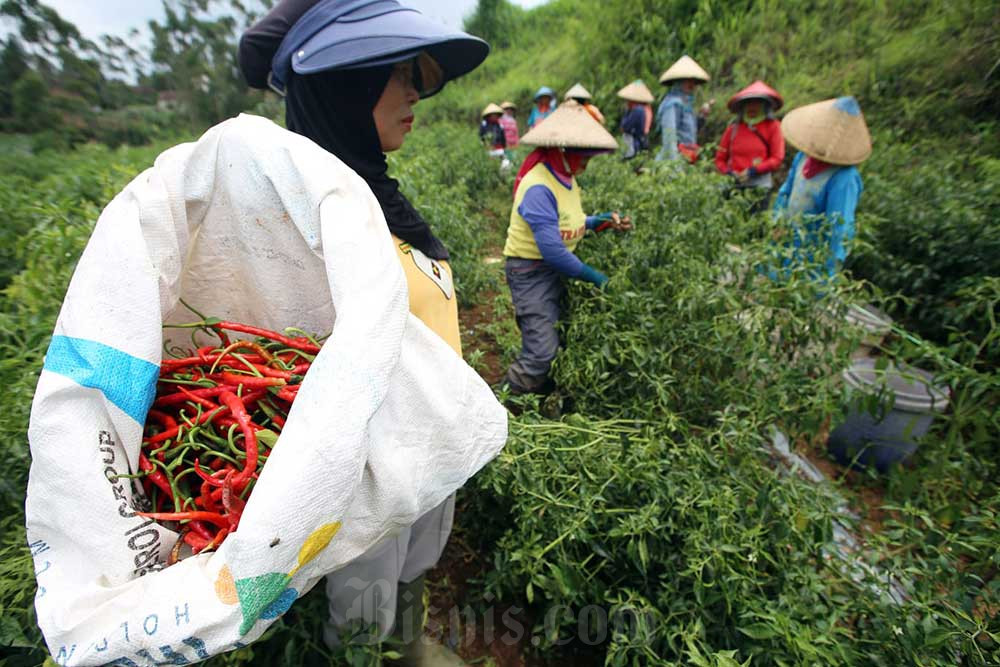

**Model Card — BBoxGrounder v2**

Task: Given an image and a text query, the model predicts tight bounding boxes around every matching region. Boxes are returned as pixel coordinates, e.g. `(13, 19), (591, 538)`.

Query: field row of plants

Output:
(2, 0), (998, 664)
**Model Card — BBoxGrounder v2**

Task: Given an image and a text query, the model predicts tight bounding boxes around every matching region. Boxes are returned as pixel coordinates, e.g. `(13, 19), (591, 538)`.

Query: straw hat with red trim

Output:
(481, 102), (504, 118)
(519, 100), (618, 151)
(658, 55), (710, 85)
(727, 80), (783, 112)
(616, 80), (654, 104)
(781, 96), (872, 165)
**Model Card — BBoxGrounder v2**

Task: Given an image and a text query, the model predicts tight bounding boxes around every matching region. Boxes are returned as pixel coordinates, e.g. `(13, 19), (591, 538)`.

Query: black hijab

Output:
(285, 66), (449, 260)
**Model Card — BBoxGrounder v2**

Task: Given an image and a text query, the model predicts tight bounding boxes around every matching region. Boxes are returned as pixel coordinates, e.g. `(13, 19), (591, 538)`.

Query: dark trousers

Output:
(504, 257), (565, 392)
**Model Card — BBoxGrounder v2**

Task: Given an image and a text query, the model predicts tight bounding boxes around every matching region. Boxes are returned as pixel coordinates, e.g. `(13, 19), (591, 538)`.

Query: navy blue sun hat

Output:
(269, 0), (489, 97)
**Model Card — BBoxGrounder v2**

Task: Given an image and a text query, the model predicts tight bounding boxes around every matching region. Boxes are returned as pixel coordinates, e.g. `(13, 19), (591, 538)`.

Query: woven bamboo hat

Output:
(481, 102), (504, 118)
(564, 82), (592, 100)
(519, 100), (618, 150)
(616, 79), (654, 104)
(479, 102), (503, 118)
(658, 55), (710, 85)
(500, 100), (517, 110)
(727, 80), (783, 112)
(781, 96), (872, 165)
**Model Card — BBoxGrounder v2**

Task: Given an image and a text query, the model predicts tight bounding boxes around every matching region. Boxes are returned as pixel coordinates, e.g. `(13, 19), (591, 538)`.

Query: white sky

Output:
(25, 0), (550, 45)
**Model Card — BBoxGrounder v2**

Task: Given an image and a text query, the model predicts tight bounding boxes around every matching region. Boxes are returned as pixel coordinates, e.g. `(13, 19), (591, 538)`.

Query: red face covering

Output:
(513, 148), (596, 197)
(803, 156), (832, 179)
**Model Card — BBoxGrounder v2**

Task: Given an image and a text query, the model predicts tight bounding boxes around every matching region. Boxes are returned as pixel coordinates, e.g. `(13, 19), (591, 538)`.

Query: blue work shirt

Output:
(655, 88), (697, 161)
(772, 151), (864, 278)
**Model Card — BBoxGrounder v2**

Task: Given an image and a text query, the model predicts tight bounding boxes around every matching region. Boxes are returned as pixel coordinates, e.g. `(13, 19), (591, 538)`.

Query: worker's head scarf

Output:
(512, 147), (605, 198)
(285, 66), (449, 260)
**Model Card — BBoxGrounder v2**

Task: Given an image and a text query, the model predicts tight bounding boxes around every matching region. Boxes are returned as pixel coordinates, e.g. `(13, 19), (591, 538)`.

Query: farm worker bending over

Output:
(616, 79), (655, 160)
(564, 82), (605, 124)
(771, 96), (871, 279)
(715, 80), (786, 213)
(655, 55), (712, 162)
(239, 0), (488, 663)
(527, 85), (557, 128)
(501, 100), (632, 396)
(499, 100), (520, 147)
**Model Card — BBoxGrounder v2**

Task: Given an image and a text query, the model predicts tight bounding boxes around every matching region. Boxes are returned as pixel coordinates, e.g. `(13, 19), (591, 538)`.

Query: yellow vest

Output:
(392, 235), (461, 355)
(503, 163), (586, 259)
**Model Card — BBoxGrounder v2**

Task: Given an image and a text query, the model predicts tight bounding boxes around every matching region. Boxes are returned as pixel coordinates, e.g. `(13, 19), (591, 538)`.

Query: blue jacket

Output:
(527, 102), (556, 129)
(773, 151), (863, 277)
(620, 106), (646, 139)
(655, 88), (697, 161)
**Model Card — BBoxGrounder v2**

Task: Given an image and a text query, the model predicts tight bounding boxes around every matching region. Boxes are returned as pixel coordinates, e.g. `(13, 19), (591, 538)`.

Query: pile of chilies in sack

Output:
(135, 319), (323, 564)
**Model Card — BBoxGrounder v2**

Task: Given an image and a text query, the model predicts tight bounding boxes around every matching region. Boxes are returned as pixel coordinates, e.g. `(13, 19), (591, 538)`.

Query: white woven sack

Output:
(25, 114), (507, 666)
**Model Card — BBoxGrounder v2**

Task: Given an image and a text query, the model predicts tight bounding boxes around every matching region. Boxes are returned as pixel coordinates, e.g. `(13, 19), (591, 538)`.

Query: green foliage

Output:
(847, 136), (1000, 361)
(10, 70), (55, 132)
(463, 0), (525, 50)
(389, 122), (516, 304)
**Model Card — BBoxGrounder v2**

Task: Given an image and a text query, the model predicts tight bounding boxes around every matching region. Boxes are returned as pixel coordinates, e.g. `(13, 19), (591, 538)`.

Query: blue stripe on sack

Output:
(43, 335), (158, 424)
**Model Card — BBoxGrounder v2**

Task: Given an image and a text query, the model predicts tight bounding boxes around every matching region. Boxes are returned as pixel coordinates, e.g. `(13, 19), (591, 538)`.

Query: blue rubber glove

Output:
(586, 212), (615, 231)
(579, 264), (609, 288)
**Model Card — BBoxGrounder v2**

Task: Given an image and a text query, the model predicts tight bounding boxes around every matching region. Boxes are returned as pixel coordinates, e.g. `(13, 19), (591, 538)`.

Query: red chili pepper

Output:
(146, 409), (178, 431)
(188, 520), (215, 541)
(177, 385), (222, 412)
(200, 528), (229, 553)
(222, 472), (245, 532)
(192, 458), (226, 487)
(135, 510), (230, 529)
(275, 388), (298, 403)
(271, 413), (286, 429)
(142, 406), (227, 444)
(216, 340), (276, 364)
(219, 391), (258, 488)
(139, 452), (174, 499)
(213, 322), (321, 354)
(154, 385), (236, 408)
(213, 372), (286, 389)
(183, 530), (211, 552)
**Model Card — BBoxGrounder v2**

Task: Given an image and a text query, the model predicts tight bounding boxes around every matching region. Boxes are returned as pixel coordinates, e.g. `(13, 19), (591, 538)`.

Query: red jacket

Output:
(715, 118), (784, 174)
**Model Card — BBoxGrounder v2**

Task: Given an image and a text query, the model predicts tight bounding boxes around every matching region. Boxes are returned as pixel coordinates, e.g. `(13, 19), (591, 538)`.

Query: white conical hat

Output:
(781, 96), (872, 165)
(564, 83), (592, 100)
(616, 80), (654, 104)
(519, 100), (618, 150)
(658, 55), (710, 84)
(481, 102), (504, 117)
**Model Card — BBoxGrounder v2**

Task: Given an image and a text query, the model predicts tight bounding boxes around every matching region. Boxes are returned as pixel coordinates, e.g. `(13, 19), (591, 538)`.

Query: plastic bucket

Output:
(827, 358), (949, 472)
(845, 303), (892, 357)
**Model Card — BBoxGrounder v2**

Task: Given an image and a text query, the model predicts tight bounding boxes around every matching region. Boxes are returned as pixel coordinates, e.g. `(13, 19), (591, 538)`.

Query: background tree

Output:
(0, 36), (29, 118)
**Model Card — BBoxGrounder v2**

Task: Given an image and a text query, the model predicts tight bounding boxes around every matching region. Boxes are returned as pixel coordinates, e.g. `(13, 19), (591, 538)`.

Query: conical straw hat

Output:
(500, 100), (517, 110)
(727, 80), (783, 112)
(616, 80), (654, 104)
(781, 96), (872, 165)
(519, 99), (618, 150)
(658, 55), (710, 84)
(564, 83), (592, 100)
(481, 102), (504, 118)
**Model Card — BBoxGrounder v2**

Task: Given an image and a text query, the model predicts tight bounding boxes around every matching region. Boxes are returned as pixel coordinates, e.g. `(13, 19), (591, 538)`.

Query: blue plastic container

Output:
(827, 358), (949, 472)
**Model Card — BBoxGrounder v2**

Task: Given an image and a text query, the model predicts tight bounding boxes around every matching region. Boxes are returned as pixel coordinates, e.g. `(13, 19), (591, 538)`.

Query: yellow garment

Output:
(502, 163), (586, 260)
(392, 235), (461, 355)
